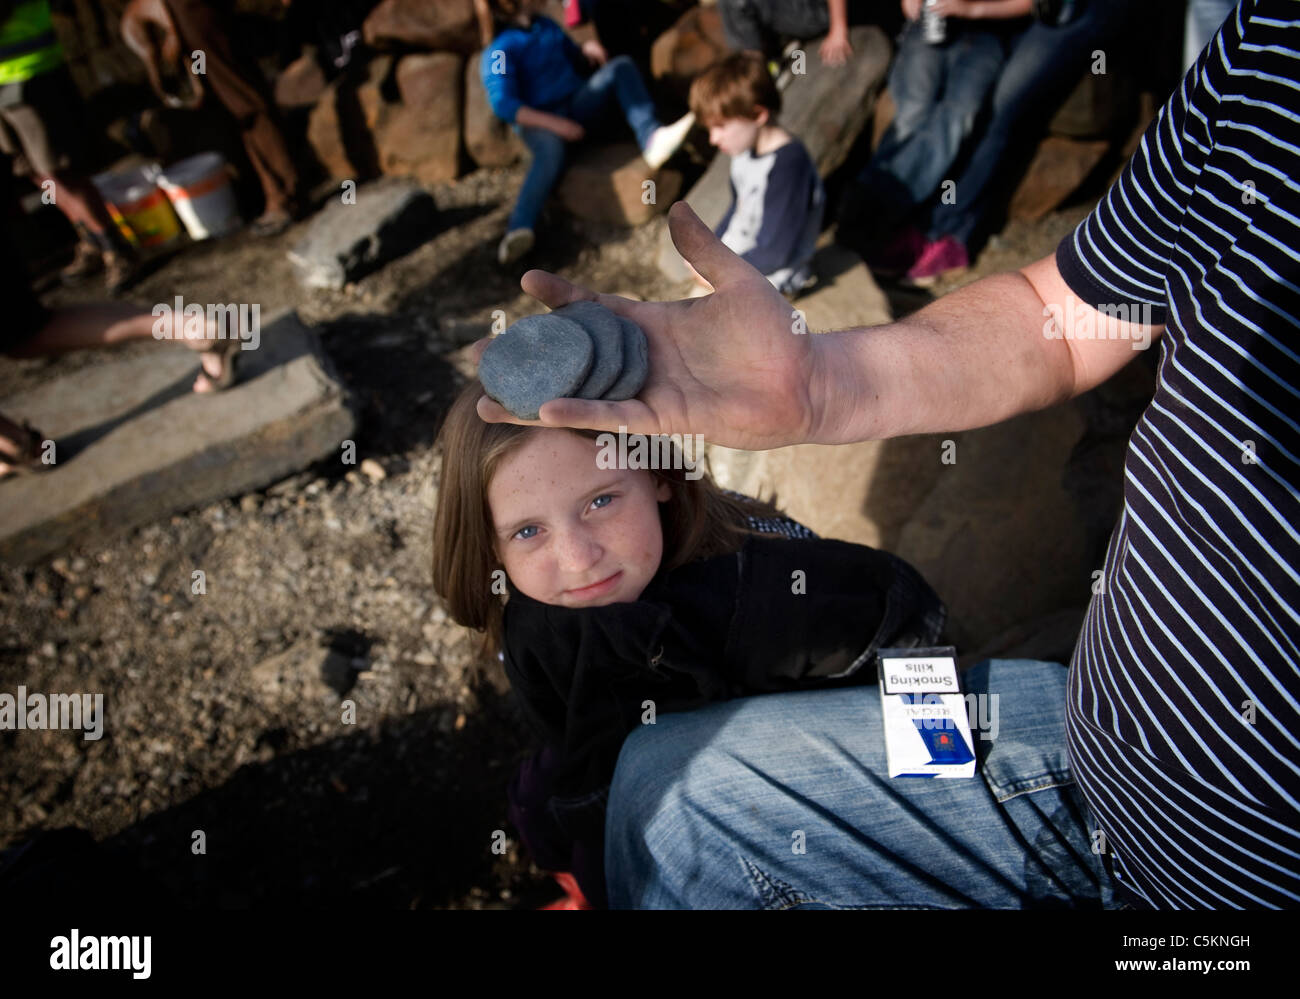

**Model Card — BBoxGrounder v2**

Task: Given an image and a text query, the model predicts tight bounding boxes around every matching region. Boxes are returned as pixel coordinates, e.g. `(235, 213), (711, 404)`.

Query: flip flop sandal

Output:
(0, 420), (52, 480)
(194, 338), (241, 393)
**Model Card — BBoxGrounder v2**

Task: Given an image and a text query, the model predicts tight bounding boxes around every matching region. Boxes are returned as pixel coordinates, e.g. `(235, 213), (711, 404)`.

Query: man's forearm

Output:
(964, 0), (1034, 20)
(810, 269), (1076, 444)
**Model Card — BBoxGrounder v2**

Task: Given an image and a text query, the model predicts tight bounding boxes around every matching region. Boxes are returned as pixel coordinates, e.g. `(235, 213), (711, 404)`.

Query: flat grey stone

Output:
(602, 317), (648, 401)
(478, 314), (593, 420)
(0, 311), (356, 564)
(554, 301), (624, 399)
(287, 177), (438, 290)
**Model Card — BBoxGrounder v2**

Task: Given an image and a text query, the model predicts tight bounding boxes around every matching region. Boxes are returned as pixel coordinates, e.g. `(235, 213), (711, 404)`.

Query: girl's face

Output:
(488, 431), (672, 608)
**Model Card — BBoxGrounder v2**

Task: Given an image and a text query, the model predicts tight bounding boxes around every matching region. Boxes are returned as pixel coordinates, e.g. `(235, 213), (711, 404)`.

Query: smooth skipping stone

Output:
(554, 301), (624, 399)
(602, 316), (649, 401)
(478, 314), (593, 420)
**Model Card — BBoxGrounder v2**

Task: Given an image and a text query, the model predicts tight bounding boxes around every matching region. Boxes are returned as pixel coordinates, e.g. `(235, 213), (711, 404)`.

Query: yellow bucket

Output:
(91, 166), (184, 249)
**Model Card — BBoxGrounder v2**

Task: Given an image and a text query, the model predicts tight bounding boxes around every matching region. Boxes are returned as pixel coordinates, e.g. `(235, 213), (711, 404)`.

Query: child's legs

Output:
(867, 29), (1005, 207)
(876, 20), (947, 152)
(508, 124), (568, 232)
(927, 1), (1120, 246)
(566, 55), (660, 151)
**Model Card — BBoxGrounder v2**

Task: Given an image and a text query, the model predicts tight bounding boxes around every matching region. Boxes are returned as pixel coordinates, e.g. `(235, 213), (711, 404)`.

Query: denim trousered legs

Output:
(850, 19), (1005, 236)
(926, 0), (1127, 248)
(604, 658), (1122, 909)
(507, 55), (660, 233)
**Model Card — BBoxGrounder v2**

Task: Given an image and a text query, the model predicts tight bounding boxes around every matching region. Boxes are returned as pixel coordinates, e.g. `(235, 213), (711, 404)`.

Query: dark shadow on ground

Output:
(1, 673), (559, 909)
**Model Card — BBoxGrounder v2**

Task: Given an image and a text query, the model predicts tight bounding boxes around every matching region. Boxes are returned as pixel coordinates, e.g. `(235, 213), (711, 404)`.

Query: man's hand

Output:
(818, 29), (853, 66)
(581, 39), (608, 66)
(470, 202), (823, 451)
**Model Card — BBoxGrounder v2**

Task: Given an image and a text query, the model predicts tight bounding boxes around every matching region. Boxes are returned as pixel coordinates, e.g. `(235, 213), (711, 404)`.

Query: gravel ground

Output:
(0, 155), (1111, 908)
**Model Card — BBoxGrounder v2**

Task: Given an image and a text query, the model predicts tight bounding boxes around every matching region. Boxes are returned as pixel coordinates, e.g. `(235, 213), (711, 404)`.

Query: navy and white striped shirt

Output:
(1057, 0), (1300, 908)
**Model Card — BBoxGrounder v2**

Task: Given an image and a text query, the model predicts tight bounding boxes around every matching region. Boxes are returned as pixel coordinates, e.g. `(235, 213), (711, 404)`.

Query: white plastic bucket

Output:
(91, 164), (184, 249)
(156, 152), (240, 240)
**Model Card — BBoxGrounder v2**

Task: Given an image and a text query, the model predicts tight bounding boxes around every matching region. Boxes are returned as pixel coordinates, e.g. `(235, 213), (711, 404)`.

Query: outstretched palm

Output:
(473, 202), (823, 452)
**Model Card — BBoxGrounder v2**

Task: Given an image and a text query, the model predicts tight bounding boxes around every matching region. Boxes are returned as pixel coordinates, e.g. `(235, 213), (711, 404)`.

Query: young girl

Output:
(431, 378), (946, 907)
(479, 0), (697, 265)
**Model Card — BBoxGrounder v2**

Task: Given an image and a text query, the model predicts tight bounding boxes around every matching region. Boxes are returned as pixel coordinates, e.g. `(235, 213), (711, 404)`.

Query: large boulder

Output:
(306, 56), (394, 182)
(463, 51), (524, 168)
(362, 0), (481, 54)
(375, 53), (464, 184)
(275, 48), (328, 110)
(650, 5), (730, 106)
(554, 142), (682, 226)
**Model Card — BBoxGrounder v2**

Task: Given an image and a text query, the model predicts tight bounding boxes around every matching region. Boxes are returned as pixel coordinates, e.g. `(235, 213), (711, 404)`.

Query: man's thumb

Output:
(668, 201), (751, 289)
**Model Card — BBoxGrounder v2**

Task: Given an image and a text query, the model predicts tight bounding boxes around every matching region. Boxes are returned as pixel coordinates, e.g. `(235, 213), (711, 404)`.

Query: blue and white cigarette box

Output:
(878, 647), (976, 778)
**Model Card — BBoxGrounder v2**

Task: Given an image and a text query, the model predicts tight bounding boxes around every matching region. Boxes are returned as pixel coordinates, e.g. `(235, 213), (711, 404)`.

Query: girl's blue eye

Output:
(512, 495), (614, 541)
(514, 525), (538, 541)
(591, 494), (614, 509)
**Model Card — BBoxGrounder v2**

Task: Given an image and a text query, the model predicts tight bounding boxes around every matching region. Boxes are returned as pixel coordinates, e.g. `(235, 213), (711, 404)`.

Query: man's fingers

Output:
(467, 336), (491, 366)
(667, 200), (752, 291)
(476, 391), (659, 435)
(519, 269), (645, 322)
(520, 269), (592, 310)
(536, 396), (659, 434)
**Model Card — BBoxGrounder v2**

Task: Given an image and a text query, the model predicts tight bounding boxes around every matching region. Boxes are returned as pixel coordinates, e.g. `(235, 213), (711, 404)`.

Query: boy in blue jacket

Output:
(480, 0), (695, 265)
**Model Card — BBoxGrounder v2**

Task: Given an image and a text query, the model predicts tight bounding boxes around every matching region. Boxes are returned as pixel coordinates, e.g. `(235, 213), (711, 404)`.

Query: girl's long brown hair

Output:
(431, 378), (797, 662)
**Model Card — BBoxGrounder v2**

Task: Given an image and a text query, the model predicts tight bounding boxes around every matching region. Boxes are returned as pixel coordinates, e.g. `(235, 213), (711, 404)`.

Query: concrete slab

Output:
(288, 177), (438, 290)
(0, 312), (356, 563)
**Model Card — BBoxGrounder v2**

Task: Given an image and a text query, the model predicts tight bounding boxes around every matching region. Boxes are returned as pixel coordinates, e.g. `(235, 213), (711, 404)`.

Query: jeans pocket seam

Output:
(990, 774), (1075, 804)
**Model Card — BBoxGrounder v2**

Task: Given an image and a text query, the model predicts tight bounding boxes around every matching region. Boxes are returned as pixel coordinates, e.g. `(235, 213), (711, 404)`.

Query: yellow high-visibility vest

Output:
(0, 1), (64, 86)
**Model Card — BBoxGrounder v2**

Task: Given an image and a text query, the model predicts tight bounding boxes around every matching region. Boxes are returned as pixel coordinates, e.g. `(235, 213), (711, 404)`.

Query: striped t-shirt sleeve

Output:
(1055, 13), (1222, 324)
(1053, 0), (1300, 909)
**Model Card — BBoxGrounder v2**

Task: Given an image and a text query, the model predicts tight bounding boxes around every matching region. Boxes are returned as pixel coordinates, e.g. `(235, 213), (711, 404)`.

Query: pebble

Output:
(360, 458), (387, 482)
(554, 301), (623, 399)
(479, 314), (593, 420)
(478, 303), (650, 419)
(603, 316), (650, 401)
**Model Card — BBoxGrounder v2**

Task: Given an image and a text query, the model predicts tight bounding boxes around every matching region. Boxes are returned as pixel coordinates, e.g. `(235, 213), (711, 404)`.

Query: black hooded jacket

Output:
(501, 529), (947, 805)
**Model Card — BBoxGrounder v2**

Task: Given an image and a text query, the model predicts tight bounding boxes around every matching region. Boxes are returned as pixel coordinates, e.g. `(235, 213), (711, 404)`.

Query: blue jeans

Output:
(605, 658), (1122, 909)
(850, 19), (1006, 236)
(926, 0), (1127, 247)
(508, 55), (661, 232)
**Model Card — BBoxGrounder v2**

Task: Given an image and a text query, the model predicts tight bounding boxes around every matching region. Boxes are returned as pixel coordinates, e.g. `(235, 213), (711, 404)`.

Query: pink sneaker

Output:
(864, 226), (927, 279)
(904, 236), (969, 287)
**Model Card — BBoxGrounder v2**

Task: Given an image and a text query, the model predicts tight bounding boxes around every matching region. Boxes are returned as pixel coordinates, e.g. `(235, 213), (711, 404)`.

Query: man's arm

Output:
(935, 0), (1034, 19)
(811, 252), (1162, 444)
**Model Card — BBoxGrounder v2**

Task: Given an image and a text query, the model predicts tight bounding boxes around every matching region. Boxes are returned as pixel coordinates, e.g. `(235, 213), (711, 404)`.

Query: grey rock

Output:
(603, 317), (649, 401)
(287, 178), (438, 290)
(554, 301), (624, 399)
(0, 312), (355, 564)
(478, 315), (593, 420)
